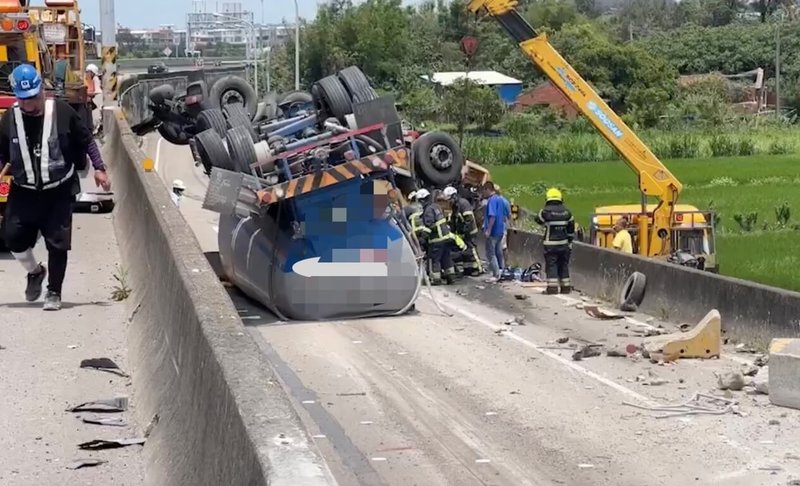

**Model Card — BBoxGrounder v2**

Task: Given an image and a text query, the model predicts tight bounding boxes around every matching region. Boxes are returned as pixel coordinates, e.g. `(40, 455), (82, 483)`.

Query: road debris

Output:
(514, 294), (528, 301)
(751, 366), (769, 395)
(556, 337), (569, 344)
(494, 329), (508, 336)
(78, 438), (146, 451)
(144, 413), (160, 438)
(584, 306), (624, 320)
(79, 357), (130, 378)
(716, 371), (746, 391)
(769, 419), (780, 425)
(643, 378), (669, 386)
(623, 392), (738, 418)
(735, 343), (758, 354)
(66, 397), (129, 413)
(80, 415), (128, 427)
(475, 285), (486, 290)
(572, 344), (602, 361)
(336, 392), (367, 397)
(606, 348), (628, 358)
(65, 458), (107, 470)
(754, 354), (769, 367)
(503, 315), (526, 326)
(741, 364), (760, 377)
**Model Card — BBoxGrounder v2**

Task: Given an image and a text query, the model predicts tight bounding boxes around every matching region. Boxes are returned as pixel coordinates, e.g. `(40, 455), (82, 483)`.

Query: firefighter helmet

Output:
(546, 187), (562, 202)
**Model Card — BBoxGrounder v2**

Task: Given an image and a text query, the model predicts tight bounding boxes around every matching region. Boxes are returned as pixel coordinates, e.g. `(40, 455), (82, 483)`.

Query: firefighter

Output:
(443, 185), (482, 276)
(534, 187), (575, 295)
(418, 188), (455, 285)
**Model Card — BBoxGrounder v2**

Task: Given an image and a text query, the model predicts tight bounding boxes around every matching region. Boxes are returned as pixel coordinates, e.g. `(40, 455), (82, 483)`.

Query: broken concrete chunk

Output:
(753, 366), (769, 395)
(584, 306), (624, 320)
(642, 309), (721, 361)
(742, 364), (760, 377)
(572, 345), (602, 361)
(607, 348), (628, 358)
(556, 337), (569, 344)
(754, 354), (769, 367)
(717, 371), (745, 391)
(769, 339), (800, 410)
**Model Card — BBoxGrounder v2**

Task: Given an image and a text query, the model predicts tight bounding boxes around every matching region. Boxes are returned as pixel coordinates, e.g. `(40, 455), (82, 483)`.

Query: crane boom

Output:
(467, 0), (680, 256)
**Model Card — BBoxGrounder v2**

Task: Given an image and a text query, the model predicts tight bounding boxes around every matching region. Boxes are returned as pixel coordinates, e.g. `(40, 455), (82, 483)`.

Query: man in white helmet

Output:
(443, 185), (482, 276)
(85, 64), (102, 132)
(171, 179), (186, 207)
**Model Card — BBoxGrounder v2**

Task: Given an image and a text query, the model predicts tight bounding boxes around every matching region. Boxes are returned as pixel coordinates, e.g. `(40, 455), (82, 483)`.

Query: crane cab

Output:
(590, 204), (718, 272)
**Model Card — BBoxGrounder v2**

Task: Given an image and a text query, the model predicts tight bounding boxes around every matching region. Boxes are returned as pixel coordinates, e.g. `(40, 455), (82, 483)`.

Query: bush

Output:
(768, 139), (794, 155)
(737, 137), (757, 156)
(709, 135), (738, 157)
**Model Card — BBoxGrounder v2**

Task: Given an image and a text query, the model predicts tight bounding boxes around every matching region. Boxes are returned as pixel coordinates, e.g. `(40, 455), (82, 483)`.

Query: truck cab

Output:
(590, 204), (718, 272)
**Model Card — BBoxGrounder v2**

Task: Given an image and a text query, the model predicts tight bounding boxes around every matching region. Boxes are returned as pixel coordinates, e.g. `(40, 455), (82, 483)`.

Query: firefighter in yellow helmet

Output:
(533, 187), (575, 294)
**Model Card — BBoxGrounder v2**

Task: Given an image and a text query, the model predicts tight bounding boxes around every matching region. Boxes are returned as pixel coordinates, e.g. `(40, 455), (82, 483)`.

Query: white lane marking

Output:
(371, 457), (387, 462)
(359, 421), (373, 425)
(154, 136), (164, 174)
(475, 459), (491, 464)
(312, 434), (327, 439)
(430, 297), (656, 406)
(301, 400), (316, 405)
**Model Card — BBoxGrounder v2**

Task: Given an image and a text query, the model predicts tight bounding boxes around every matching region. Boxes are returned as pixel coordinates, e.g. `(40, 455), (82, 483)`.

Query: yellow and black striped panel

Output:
(258, 146), (412, 205)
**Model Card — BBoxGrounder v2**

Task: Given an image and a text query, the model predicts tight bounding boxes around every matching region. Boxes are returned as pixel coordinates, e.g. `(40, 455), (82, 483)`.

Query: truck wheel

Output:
(196, 108), (228, 138)
(412, 131), (464, 188)
(223, 103), (259, 142)
(157, 122), (191, 146)
(313, 76), (352, 125)
(209, 75), (258, 120)
(337, 66), (379, 105)
(195, 128), (234, 173)
(226, 126), (258, 175)
(619, 271), (647, 308)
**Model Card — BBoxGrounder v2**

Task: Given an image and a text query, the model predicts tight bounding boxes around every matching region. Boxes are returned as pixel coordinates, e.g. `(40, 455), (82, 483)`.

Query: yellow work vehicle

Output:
(466, 0), (717, 269)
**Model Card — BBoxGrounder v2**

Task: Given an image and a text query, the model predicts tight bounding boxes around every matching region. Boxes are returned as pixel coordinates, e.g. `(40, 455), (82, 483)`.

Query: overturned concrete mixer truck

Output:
(129, 66), (475, 321)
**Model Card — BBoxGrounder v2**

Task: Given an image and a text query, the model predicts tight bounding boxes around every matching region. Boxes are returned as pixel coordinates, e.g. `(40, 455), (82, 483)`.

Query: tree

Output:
(442, 78), (505, 135)
(401, 85), (441, 123)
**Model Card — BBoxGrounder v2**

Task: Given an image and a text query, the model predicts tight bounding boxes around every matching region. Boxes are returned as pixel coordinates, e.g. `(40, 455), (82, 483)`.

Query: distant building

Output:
(421, 71), (524, 105)
(513, 82), (579, 118)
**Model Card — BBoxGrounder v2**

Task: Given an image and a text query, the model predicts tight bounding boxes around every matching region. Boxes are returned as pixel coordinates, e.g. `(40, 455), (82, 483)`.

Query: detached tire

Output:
(226, 126), (258, 175)
(209, 75), (258, 120)
(313, 75), (352, 125)
(196, 108), (228, 138)
(157, 122), (191, 146)
(619, 272), (647, 309)
(195, 128), (234, 173)
(223, 103), (259, 142)
(337, 66), (379, 105)
(412, 131), (464, 188)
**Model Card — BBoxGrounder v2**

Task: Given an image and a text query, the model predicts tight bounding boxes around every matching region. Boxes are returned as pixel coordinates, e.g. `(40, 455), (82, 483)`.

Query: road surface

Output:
(146, 134), (800, 486)
(0, 174), (144, 485)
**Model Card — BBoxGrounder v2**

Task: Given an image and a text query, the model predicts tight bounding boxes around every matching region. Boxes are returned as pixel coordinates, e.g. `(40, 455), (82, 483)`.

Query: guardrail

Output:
(104, 107), (334, 486)
(505, 229), (800, 347)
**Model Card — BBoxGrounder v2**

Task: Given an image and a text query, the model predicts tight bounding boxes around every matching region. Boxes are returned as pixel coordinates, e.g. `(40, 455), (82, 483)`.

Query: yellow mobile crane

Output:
(467, 0), (716, 270)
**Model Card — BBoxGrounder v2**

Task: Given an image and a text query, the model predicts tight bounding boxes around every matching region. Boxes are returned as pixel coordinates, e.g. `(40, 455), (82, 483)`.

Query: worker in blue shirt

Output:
(482, 181), (510, 282)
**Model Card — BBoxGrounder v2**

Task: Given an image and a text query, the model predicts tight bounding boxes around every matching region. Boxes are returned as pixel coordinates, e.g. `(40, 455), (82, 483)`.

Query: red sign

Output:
(460, 36), (479, 58)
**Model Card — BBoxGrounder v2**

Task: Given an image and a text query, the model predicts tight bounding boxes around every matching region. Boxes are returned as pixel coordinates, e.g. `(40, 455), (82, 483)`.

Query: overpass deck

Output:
(145, 135), (800, 486)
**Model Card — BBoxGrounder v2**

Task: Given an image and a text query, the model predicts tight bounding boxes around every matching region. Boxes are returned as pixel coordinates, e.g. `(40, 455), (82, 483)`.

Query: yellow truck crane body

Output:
(466, 0), (704, 260)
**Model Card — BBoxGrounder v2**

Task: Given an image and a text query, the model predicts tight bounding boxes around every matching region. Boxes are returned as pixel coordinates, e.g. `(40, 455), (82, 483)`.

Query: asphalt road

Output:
(0, 174), (144, 485)
(146, 134), (800, 486)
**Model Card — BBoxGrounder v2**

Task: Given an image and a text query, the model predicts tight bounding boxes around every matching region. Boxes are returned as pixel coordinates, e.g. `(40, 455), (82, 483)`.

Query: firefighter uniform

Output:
(534, 188), (575, 295)
(448, 194), (482, 276)
(421, 197), (455, 285)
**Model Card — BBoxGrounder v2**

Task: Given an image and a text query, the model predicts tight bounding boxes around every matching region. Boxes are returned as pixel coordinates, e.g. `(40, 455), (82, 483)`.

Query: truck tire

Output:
(226, 126), (258, 175)
(412, 131), (464, 188)
(337, 66), (379, 105)
(278, 90), (313, 107)
(196, 108), (228, 138)
(195, 128), (234, 173)
(313, 76), (352, 125)
(619, 271), (647, 309)
(223, 103), (259, 142)
(157, 122), (191, 146)
(209, 75), (258, 120)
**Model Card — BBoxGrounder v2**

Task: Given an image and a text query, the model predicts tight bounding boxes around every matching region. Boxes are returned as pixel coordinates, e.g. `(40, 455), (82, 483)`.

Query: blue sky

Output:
(80, 0), (320, 29)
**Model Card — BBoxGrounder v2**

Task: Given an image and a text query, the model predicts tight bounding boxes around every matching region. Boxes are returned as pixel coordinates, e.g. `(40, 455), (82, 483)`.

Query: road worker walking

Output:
(534, 187), (575, 295)
(0, 64), (110, 310)
(418, 188), (455, 285)
(443, 185), (482, 276)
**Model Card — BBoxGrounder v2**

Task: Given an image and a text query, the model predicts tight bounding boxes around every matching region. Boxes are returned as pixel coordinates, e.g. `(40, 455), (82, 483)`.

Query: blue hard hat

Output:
(9, 64), (42, 100)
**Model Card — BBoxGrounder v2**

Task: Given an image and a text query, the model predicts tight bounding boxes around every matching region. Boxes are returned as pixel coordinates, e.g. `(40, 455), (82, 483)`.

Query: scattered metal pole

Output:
(99, 0), (118, 106)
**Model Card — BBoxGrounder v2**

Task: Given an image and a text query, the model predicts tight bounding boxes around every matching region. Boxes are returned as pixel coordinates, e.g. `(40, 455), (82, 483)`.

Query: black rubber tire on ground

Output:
(412, 131), (464, 188)
(223, 103), (259, 142)
(156, 122), (191, 146)
(312, 76), (352, 125)
(196, 108), (228, 138)
(226, 125), (258, 175)
(337, 66), (379, 105)
(620, 271), (647, 308)
(208, 75), (258, 120)
(195, 128), (235, 173)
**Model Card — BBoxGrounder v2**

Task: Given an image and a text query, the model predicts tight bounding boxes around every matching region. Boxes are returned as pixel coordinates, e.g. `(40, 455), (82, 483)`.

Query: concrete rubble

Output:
(769, 339), (800, 410)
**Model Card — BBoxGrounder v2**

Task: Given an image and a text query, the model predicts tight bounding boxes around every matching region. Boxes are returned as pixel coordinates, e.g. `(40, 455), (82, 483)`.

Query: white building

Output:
(186, 1), (294, 54)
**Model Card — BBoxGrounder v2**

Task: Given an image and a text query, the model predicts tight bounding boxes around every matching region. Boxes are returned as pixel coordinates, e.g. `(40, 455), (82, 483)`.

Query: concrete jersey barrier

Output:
(103, 108), (333, 486)
(505, 228), (800, 346)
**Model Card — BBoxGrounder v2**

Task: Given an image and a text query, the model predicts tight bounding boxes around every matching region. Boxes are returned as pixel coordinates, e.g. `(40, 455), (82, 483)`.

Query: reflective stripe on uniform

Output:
(12, 105), (36, 185)
(431, 218), (450, 243)
(39, 99), (55, 185)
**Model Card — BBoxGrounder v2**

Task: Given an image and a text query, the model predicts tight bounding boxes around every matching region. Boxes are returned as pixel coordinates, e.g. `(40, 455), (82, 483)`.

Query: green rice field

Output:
(489, 154), (800, 291)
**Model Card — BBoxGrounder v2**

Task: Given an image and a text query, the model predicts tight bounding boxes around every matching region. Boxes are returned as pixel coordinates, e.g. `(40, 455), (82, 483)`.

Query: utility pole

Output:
(99, 0), (118, 105)
(775, 13), (782, 118)
(294, 0), (300, 90)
